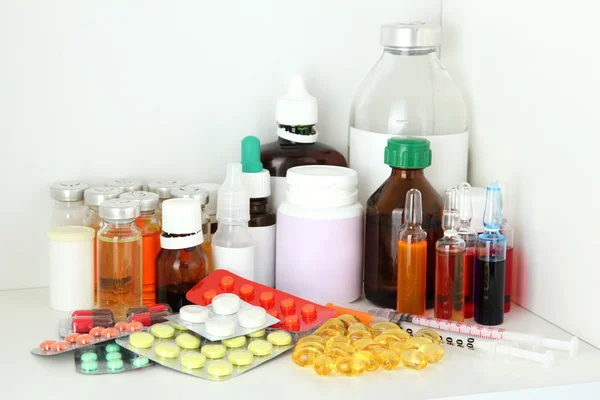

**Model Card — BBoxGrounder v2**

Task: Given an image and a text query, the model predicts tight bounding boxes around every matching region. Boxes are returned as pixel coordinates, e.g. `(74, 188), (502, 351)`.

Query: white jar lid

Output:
(179, 305), (209, 324)
(285, 166), (358, 208)
(211, 294), (241, 315)
(237, 306), (267, 329)
(205, 316), (235, 337)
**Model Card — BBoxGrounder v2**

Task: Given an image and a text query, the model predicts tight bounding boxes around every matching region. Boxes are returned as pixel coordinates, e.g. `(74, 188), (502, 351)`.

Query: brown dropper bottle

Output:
(364, 137), (443, 309)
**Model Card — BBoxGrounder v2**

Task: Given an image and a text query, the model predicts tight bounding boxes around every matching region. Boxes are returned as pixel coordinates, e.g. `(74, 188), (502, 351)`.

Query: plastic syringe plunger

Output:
(217, 163), (250, 222)
(404, 189), (423, 226)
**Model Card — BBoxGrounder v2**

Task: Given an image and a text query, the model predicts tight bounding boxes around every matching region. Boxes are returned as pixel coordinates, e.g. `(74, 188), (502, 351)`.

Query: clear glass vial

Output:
(50, 181), (89, 228)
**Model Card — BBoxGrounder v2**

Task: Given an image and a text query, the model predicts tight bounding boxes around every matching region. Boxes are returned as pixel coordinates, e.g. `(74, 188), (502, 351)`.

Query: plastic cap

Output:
(241, 136), (263, 173)
(241, 136), (271, 198)
(404, 189), (423, 226)
(119, 191), (159, 212)
(170, 186), (209, 205)
(84, 186), (123, 206)
(50, 181), (88, 202)
(276, 74), (318, 126)
(217, 163), (250, 222)
(442, 188), (458, 233)
(105, 179), (145, 193)
(285, 165), (358, 208)
(161, 198), (202, 234)
(184, 183), (219, 216)
(483, 183), (503, 231)
(99, 199), (141, 221)
(384, 137), (432, 169)
(380, 22), (441, 49)
(148, 180), (183, 199)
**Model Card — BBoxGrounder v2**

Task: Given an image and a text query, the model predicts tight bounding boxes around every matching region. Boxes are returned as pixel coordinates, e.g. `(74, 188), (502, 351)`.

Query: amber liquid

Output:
(136, 215), (161, 305)
(396, 240), (427, 315)
(97, 235), (142, 319)
(464, 249), (475, 318)
(504, 247), (513, 313)
(435, 249), (465, 322)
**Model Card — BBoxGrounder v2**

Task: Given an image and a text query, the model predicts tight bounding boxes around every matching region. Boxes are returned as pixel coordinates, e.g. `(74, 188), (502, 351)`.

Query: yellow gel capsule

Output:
(267, 331), (292, 346)
(181, 352), (206, 369)
(292, 348), (320, 367)
(353, 350), (381, 371)
(381, 328), (410, 341)
(297, 335), (327, 346)
(318, 318), (346, 329)
(415, 328), (442, 344)
(347, 323), (370, 333)
(371, 321), (401, 335)
(326, 347), (351, 360)
(379, 349), (400, 370)
(401, 349), (428, 370)
(176, 333), (201, 350)
(406, 337), (433, 349)
(321, 324), (347, 335)
(419, 343), (444, 363)
(327, 342), (355, 354)
(207, 360), (233, 377)
(389, 341), (413, 355)
(326, 336), (351, 349)
(247, 329), (266, 338)
(374, 334), (403, 347)
(337, 314), (360, 327)
(352, 338), (378, 350)
(313, 354), (334, 376)
(295, 341), (325, 353)
(248, 340), (273, 356)
(347, 330), (373, 342)
(334, 357), (366, 376)
(201, 344), (227, 359)
(228, 350), (254, 366)
(317, 328), (342, 340)
(155, 342), (180, 359)
(150, 323), (176, 339)
(365, 344), (387, 355)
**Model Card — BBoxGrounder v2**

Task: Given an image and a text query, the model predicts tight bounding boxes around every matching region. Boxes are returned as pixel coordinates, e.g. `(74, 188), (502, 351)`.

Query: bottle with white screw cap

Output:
(181, 183), (220, 234)
(97, 199), (142, 318)
(50, 180), (89, 228)
(148, 180), (185, 223)
(212, 163), (255, 280)
(155, 198), (208, 312)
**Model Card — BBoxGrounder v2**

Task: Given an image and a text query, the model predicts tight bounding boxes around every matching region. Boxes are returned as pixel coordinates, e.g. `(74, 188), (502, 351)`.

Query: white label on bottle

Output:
(269, 176), (287, 212)
(248, 225), (276, 287)
(211, 245), (255, 281)
(349, 128), (469, 204)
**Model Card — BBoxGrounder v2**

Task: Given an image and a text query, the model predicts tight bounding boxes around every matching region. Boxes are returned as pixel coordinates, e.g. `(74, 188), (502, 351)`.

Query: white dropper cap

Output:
(276, 74), (318, 127)
(160, 198), (203, 249)
(217, 163), (250, 222)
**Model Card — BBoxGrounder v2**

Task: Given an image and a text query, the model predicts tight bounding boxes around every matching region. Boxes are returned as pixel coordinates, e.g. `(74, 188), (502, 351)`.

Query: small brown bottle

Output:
(155, 198), (208, 312)
(364, 137), (443, 309)
(260, 75), (347, 210)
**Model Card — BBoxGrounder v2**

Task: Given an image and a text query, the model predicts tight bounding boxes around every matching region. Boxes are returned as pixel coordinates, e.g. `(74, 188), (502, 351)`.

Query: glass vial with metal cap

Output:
(148, 180), (184, 223)
(155, 198), (208, 312)
(50, 181), (89, 228)
(349, 22), (468, 203)
(364, 137), (443, 310)
(182, 183), (220, 235)
(97, 199), (142, 319)
(119, 191), (161, 305)
(105, 179), (146, 193)
(170, 185), (212, 272)
(83, 186), (124, 303)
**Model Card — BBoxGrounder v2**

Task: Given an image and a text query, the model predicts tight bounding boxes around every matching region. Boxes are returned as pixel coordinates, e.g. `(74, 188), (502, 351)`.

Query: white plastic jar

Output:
(275, 166), (363, 303)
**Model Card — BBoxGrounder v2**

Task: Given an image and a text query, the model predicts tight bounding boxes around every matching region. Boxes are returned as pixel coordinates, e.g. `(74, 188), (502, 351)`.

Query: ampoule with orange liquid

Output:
(397, 189), (427, 315)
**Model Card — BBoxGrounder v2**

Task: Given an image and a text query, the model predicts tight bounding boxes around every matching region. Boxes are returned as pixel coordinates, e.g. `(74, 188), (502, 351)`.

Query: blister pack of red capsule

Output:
(186, 270), (337, 334)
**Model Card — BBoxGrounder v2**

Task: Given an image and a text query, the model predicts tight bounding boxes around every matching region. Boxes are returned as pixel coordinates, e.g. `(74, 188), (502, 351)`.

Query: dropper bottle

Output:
(396, 189), (428, 315)
(211, 163), (256, 280)
(474, 183), (507, 326)
(498, 182), (515, 313)
(241, 136), (276, 287)
(456, 182), (478, 318)
(435, 188), (466, 322)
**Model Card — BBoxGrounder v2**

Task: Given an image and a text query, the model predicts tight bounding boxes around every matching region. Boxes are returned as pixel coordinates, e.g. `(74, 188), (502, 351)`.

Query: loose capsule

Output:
(419, 343), (444, 363)
(351, 338), (378, 350)
(365, 344), (387, 355)
(381, 328), (411, 341)
(347, 330), (373, 342)
(297, 335), (327, 346)
(317, 328), (342, 340)
(401, 349), (428, 370)
(292, 348), (320, 367)
(371, 321), (401, 336)
(327, 343), (355, 354)
(313, 354), (334, 376)
(353, 350), (382, 371)
(389, 341), (413, 355)
(326, 347), (352, 360)
(379, 349), (401, 370)
(295, 341), (326, 353)
(337, 314), (360, 327)
(317, 318), (346, 330)
(415, 328), (442, 344)
(374, 334), (403, 347)
(406, 337), (433, 349)
(326, 336), (351, 349)
(334, 357), (366, 376)
(347, 323), (370, 333)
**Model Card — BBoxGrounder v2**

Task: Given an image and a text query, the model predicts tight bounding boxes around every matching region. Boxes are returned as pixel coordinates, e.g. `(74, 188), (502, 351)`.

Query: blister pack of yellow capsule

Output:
(116, 322), (295, 381)
(292, 315), (445, 376)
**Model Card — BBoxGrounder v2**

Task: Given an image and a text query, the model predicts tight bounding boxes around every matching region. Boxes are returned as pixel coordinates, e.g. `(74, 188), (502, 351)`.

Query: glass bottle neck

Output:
(382, 47), (437, 57)
(104, 220), (136, 227)
(140, 210), (155, 217)
(249, 198), (269, 215)
(55, 200), (84, 207)
(390, 168), (425, 179)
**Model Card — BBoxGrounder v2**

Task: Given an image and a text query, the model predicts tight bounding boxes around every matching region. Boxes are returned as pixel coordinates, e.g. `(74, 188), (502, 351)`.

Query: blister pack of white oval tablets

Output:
(116, 323), (294, 381)
(74, 341), (153, 374)
(164, 294), (279, 341)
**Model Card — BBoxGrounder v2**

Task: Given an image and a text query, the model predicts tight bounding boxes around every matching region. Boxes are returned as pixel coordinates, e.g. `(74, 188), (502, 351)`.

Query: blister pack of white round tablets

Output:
(116, 322), (294, 381)
(165, 294), (279, 341)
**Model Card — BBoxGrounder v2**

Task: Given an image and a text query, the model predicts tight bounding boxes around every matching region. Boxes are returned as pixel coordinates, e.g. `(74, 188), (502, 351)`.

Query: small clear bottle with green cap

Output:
(364, 137), (443, 310)
(241, 136), (276, 287)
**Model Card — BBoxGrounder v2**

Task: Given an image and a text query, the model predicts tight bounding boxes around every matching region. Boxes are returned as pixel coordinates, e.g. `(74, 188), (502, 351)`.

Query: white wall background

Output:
(442, 0), (600, 346)
(0, 0), (440, 290)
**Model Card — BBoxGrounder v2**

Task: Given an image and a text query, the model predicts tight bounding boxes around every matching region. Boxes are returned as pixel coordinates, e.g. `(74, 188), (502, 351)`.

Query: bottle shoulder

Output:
(366, 173), (443, 214)
(261, 139), (347, 177)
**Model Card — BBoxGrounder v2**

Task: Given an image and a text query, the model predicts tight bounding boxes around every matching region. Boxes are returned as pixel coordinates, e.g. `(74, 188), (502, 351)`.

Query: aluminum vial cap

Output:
(105, 179), (145, 192)
(119, 191), (160, 212)
(84, 186), (124, 207)
(99, 199), (141, 221)
(148, 180), (184, 199)
(184, 183), (219, 217)
(170, 186), (209, 206)
(50, 181), (89, 202)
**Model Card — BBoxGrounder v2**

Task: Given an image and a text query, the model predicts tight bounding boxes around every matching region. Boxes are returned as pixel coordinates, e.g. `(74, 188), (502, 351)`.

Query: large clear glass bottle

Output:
(97, 199), (142, 319)
(456, 182), (478, 319)
(50, 181), (89, 228)
(349, 22), (468, 202)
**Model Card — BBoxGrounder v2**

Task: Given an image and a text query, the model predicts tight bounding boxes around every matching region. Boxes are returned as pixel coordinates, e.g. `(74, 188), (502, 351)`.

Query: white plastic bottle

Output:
(212, 163), (256, 280)
(349, 22), (468, 202)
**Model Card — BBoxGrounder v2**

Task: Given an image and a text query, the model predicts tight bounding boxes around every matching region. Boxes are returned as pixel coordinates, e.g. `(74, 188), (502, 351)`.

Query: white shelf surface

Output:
(3, 288), (600, 399)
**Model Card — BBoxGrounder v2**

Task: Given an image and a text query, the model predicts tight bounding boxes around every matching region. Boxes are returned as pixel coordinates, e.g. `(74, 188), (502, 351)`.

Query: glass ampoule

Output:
(435, 188), (466, 322)
(456, 182), (478, 318)
(396, 189), (427, 315)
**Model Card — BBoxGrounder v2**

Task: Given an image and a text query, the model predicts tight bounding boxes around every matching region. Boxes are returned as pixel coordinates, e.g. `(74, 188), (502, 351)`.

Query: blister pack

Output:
(116, 323), (294, 381)
(74, 341), (153, 374)
(165, 293), (279, 341)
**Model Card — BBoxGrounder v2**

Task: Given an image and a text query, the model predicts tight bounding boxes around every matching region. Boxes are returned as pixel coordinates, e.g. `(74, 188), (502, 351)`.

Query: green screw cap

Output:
(241, 136), (263, 173)
(384, 136), (432, 169)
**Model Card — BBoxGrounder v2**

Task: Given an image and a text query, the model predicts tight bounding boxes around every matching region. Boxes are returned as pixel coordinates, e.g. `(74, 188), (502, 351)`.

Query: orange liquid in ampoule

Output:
(397, 240), (427, 315)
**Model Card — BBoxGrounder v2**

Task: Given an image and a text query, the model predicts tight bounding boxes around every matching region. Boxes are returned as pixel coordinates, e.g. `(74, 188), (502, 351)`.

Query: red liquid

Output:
(504, 247), (513, 313)
(464, 249), (475, 319)
(435, 250), (465, 322)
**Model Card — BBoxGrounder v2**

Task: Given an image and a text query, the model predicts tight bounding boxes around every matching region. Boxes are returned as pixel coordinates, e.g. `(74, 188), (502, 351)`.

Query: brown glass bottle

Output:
(364, 137), (443, 309)
(249, 198), (276, 227)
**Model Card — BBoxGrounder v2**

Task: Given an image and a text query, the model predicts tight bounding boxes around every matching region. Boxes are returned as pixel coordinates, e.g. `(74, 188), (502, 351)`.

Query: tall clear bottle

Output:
(212, 163), (255, 280)
(474, 184), (506, 326)
(456, 182), (478, 318)
(435, 188), (466, 322)
(396, 189), (427, 315)
(119, 191), (162, 305)
(50, 181), (89, 228)
(349, 22), (468, 202)
(97, 199), (142, 319)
